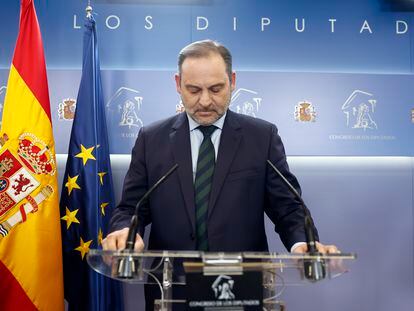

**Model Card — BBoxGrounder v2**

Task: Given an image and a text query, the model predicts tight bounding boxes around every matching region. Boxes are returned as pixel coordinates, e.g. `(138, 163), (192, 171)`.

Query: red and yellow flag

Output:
(0, 0), (64, 310)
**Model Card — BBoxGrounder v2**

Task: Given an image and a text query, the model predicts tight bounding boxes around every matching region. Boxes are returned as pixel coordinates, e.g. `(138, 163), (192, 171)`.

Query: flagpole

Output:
(86, 2), (102, 306)
(86, 3), (92, 18)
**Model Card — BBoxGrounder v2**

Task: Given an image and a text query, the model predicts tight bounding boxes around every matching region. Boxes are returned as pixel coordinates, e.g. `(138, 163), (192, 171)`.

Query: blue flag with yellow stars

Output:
(59, 13), (123, 311)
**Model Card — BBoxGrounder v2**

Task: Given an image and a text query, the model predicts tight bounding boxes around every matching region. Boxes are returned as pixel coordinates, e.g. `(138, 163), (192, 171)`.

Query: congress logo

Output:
(176, 101), (185, 114)
(212, 275), (235, 300)
(295, 100), (316, 122)
(0, 86), (6, 126)
(58, 98), (76, 121)
(230, 88), (262, 118)
(107, 87), (143, 129)
(342, 90), (377, 130)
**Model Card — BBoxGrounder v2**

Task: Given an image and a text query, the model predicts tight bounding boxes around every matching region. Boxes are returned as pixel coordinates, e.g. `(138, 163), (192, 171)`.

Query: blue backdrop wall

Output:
(1, 1), (413, 310)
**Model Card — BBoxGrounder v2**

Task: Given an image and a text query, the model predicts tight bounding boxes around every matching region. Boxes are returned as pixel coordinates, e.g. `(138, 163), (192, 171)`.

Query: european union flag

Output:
(59, 14), (123, 311)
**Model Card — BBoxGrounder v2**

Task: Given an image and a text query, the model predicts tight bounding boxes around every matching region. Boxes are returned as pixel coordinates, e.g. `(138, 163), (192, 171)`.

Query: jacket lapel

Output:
(170, 113), (196, 231)
(208, 110), (242, 220)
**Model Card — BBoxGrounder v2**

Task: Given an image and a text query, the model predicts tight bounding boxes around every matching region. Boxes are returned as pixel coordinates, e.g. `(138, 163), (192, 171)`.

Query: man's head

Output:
(175, 40), (236, 126)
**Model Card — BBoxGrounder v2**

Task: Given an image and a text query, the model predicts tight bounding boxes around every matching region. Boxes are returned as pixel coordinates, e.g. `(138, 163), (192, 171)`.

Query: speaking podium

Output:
(87, 250), (356, 310)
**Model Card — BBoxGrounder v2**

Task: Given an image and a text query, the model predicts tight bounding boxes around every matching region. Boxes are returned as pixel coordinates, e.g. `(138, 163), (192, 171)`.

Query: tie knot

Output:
(198, 125), (217, 138)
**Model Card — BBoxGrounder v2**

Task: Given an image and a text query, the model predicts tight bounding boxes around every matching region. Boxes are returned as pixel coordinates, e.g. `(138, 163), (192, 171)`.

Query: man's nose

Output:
(199, 90), (212, 107)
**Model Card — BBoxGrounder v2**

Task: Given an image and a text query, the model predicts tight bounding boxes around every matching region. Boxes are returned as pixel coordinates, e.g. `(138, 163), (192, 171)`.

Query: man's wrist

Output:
(290, 241), (306, 253)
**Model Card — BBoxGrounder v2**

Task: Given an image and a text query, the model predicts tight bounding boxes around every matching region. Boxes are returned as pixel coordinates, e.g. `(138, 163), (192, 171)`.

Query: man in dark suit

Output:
(103, 39), (338, 254)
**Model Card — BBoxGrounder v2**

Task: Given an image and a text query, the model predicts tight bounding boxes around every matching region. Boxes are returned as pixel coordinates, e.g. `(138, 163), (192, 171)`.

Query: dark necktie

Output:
(195, 125), (217, 251)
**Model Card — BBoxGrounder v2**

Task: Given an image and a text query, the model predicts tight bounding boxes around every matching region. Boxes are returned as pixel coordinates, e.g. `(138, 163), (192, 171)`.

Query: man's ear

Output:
(230, 72), (236, 92)
(175, 73), (182, 94)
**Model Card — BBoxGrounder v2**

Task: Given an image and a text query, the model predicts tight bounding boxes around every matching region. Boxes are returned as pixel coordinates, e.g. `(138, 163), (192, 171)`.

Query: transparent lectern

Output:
(87, 250), (356, 310)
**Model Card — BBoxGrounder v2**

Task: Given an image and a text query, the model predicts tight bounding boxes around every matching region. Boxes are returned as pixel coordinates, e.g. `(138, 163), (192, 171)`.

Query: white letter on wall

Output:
(360, 20), (372, 34)
(295, 18), (305, 32)
(145, 16), (153, 30)
(106, 15), (121, 30)
(73, 14), (81, 29)
(197, 16), (209, 30)
(396, 20), (408, 34)
(329, 18), (337, 33)
(261, 17), (270, 32)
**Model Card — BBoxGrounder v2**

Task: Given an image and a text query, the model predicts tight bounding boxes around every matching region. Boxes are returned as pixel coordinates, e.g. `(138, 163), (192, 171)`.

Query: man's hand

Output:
(102, 227), (145, 251)
(292, 241), (340, 254)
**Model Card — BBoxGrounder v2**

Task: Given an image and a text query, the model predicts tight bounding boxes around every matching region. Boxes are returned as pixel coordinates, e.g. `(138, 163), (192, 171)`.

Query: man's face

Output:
(175, 53), (236, 126)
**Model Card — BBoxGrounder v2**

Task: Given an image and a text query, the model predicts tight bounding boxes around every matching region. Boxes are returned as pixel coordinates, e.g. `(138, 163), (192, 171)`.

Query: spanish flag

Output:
(0, 0), (64, 310)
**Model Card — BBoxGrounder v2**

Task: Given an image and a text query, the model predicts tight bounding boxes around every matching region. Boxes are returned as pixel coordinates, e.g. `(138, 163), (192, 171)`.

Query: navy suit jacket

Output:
(110, 110), (316, 252)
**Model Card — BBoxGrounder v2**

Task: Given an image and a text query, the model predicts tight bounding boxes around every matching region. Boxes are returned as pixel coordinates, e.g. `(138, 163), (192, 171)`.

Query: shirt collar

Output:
(187, 111), (227, 132)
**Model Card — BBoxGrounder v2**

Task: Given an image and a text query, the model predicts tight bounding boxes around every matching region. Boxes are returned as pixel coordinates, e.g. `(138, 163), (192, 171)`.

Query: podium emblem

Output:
(212, 275), (235, 300)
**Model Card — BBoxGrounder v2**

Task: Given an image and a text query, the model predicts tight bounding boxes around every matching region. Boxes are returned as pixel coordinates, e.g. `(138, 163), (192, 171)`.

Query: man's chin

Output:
(193, 113), (220, 125)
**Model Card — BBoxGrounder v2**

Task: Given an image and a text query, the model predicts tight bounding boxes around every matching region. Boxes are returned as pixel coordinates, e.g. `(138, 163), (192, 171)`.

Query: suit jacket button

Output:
(190, 233), (195, 240)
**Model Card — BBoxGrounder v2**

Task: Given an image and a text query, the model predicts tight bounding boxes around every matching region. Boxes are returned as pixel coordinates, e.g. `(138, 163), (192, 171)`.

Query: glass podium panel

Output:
(87, 250), (356, 310)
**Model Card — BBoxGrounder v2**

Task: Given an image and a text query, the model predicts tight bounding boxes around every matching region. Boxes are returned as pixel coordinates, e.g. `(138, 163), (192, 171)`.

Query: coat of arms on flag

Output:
(0, 133), (56, 238)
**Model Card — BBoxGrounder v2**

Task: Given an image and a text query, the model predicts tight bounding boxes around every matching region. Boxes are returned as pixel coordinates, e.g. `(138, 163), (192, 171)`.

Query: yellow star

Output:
(98, 172), (107, 185)
(98, 228), (103, 246)
(61, 207), (80, 229)
(75, 237), (93, 260)
(65, 175), (81, 195)
(100, 202), (109, 216)
(75, 144), (96, 166)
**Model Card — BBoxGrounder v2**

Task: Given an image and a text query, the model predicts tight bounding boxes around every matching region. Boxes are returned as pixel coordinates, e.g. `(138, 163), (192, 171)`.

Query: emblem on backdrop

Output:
(0, 86), (6, 126)
(342, 90), (377, 130)
(58, 98), (77, 120)
(107, 87), (143, 129)
(295, 100), (316, 122)
(230, 88), (262, 117)
(176, 101), (185, 114)
(411, 108), (414, 123)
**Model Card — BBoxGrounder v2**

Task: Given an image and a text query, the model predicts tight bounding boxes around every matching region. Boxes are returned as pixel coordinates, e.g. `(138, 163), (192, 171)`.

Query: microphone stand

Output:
(267, 160), (325, 281)
(117, 164), (179, 278)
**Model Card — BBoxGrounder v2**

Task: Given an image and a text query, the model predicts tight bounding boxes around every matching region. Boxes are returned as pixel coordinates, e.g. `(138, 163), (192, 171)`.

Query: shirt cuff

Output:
(290, 242), (307, 253)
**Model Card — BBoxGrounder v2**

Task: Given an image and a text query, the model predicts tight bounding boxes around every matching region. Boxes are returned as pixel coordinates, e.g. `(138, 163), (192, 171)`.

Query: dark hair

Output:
(178, 39), (232, 80)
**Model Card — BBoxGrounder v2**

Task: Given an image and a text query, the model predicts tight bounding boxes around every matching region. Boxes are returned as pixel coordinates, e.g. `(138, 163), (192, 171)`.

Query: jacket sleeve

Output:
(109, 127), (150, 237)
(264, 124), (319, 250)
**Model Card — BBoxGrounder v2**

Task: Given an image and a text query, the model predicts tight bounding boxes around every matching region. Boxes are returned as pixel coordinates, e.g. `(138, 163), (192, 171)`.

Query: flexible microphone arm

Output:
(267, 159), (325, 281)
(266, 160), (318, 254)
(125, 163), (179, 251)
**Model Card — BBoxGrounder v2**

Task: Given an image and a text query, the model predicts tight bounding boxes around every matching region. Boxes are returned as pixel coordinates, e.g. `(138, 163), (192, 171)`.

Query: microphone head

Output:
(114, 254), (139, 279)
(303, 255), (326, 282)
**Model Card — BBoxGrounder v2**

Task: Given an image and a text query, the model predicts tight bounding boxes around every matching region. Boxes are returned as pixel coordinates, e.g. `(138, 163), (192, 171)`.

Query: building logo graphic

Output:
(212, 275), (235, 300)
(107, 87), (143, 129)
(230, 88), (262, 118)
(295, 100), (316, 122)
(176, 101), (185, 114)
(342, 90), (377, 130)
(58, 98), (76, 120)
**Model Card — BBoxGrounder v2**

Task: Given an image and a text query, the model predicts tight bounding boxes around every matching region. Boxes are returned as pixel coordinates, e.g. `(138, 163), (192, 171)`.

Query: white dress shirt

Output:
(187, 112), (227, 182)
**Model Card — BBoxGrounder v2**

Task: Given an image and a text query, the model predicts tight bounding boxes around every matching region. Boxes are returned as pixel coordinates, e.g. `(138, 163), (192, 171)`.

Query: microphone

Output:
(116, 163), (178, 279)
(125, 163), (179, 250)
(266, 159), (325, 281)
